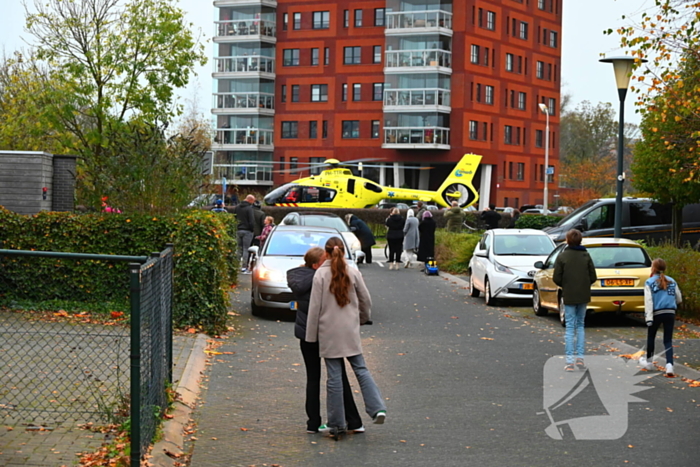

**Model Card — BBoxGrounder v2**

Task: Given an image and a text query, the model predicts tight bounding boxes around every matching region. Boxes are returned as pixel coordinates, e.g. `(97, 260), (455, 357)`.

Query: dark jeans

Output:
(646, 313), (675, 364)
(299, 340), (362, 431)
(358, 245), (373, 264)
(387, 238), (403, 263)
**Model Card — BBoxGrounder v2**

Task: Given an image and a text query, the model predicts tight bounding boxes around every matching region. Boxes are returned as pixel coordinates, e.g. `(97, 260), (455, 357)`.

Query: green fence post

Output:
(129, 262), (142, 467)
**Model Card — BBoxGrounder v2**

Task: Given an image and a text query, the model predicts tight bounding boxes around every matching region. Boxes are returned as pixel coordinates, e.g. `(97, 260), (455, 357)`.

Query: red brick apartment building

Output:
(211, 0), (562, 209)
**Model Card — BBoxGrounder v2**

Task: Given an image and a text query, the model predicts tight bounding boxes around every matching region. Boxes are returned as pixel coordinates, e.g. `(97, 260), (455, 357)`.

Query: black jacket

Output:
(253, 206), (265, 236)
(234, 200), (255, 231)
(287, 266), (316, 340)
(417, 217), (436, 261)
(480, 210), (501, 230)
(349, 216), (376, 248)
(385, 214), (405, 240)
(553, 246), (597, 305)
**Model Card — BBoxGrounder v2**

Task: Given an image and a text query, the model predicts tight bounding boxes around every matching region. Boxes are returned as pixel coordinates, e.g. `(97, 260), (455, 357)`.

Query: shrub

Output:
(434, 230), (481, 274)
(645, 244), (700, 323)
(515, 214), (560, 230)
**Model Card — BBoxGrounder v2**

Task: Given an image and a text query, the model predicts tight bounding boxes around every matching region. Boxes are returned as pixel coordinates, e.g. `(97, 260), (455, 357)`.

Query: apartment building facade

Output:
(211, 0), (562, 209)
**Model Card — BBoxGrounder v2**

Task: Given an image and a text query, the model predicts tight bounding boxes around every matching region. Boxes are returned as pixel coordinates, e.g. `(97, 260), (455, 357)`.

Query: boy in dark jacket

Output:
(287, 247), (363, 434)
(553, 229), (597, 371)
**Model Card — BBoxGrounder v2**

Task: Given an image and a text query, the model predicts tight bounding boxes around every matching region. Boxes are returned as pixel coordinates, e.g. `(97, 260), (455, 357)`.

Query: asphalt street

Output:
(187, 261), (700, 467)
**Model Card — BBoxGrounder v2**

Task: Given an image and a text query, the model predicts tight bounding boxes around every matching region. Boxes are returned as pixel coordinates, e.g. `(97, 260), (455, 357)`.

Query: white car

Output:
(280, 211), (362, 252)
(468, 229), (556, 305)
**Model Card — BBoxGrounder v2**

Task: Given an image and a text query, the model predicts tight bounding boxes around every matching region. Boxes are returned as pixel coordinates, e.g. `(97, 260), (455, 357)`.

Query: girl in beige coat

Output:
(306, 237), (387, 437)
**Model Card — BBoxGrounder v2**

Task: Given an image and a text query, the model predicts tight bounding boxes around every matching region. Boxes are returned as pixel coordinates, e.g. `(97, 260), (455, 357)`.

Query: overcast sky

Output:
(1, 0), (658, 124)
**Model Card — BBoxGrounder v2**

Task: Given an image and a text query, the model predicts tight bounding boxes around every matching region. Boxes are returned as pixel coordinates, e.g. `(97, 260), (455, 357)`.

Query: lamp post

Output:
(599, 56), (645, 238)
(538, 103), (550, 215)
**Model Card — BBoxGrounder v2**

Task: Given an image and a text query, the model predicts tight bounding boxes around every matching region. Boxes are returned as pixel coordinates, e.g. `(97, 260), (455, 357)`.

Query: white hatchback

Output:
(468, 229), (556, 306)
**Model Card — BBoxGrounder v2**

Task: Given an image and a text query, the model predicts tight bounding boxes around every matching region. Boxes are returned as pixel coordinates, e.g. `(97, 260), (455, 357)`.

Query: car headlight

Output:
(257, 266), (286, 282)
(352, 239), (362, 251)
(493, 260), (513, 274)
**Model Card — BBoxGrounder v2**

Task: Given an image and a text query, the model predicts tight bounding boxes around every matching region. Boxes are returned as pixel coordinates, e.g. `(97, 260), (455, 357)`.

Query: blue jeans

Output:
(565, 303), (587, 364)
(325, 354), (386, 429)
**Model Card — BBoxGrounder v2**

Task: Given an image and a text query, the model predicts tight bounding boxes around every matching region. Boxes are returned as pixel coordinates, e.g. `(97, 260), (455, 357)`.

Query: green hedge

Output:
(0, 207), (237, 334)
(514, 214), (560, 230)
(434, 230), (481, 274)
(645, 244), (700, 322)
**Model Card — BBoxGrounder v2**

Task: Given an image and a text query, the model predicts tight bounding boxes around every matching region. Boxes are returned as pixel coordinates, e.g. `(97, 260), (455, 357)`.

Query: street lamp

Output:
(538, 103), (550, 215)
(599, 56), (646, 238)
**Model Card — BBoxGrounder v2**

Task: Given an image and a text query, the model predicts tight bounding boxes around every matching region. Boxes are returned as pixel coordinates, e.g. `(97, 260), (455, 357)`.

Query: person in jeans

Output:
(287, 247), (363, 434)
(553, 229), (597, 371)
(306, 237), (387, 438)
(234, 194), (256, 274)
(640, 258), (682, 375)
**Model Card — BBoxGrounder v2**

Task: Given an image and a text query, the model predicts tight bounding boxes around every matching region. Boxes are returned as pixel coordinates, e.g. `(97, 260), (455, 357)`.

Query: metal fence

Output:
(0, 246), (174, 467)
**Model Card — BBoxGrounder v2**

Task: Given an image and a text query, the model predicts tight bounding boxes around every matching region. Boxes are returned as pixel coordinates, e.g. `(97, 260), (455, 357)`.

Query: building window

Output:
(485, 85), (494, 105)
(371, 120), (380, 138)
(469, 121), (478, 140)
(486, 11), (496, 30)
(310, 156), (325, 175)
(311, 48), (319, 65)
(548, 97), (556, 115)
(311, 84), (328, 102)
(293, 12), (301, 30)
(342, 120), (360, 138)
(549, 30), (558, 48)
(516, 163), (525, 181)
(281, 85), (287, 103)
(373, 45), (382, 64)
(536, 61), (544, 79)
(506, 53), (514, 72)
(476, 83), (482, 103)
(313, 11), (330, 29)
(484, 47), (490, 66)
(518, 92), (527, 110)
(374, 8), (385, 27)
(504, 125), (513, 144)
(470, 44), (480, 64)
(373, 83), (383, 101)
(283, 49), (300, 66)
(344, 46), (361, 64)
(353, 83), (361, 101)
(322, 120), (328, 138)
(538, 0), (546, 10)
(324, 47), (330, 65)
(520, 22), (528, 39)
(309, 121), (318, 139)
(283, 13), (288, 31)
(535, 129), (543, 148)
(282, 121), (298, 139)
(290, 157), (298, 174)
(291, 85), (300, 102)
(342, 83), (348, 101)
(510, 90), (515, 108)
(344, 10), (349, 28)
(354, 9), (363, 27)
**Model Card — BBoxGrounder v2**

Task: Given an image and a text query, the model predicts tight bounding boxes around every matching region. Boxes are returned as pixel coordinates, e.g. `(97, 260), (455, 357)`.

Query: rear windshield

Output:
(300, 215), (349, 232)
(587, 246), (651, 268)
(264, 230), (350, 258)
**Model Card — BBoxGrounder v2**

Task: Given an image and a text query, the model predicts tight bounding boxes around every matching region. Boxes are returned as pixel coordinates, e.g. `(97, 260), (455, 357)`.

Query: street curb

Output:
(151, 333), (209, 466)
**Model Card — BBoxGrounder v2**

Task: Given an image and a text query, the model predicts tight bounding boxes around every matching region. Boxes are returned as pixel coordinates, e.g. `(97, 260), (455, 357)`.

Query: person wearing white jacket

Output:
(640, 258), (682, 375)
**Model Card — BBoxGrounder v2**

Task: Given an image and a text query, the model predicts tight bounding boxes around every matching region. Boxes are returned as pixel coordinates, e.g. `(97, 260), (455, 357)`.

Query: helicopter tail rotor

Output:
(436, 154), (482, 208)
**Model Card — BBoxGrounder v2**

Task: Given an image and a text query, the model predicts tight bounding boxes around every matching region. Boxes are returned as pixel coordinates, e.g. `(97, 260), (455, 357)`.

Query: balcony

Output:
(384, 88), (451, 112)
(213, 128), (274, 150)
(214, 19), (276, 43)
(213, 92), (275, 115)
(385, 10), (453, 36)
(214, 0), (277, 7)
(213, 163), (273, 185)
(384, 49), (452, 73)
(382, 127), (450, 150)
(213, 55), (275, 78)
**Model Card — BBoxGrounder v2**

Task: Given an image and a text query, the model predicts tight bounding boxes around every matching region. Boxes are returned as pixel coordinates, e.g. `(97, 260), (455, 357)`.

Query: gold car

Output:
(532, 238), (652, 325)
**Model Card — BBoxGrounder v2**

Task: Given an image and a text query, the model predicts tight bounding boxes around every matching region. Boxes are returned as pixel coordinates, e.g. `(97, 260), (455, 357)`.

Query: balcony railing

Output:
(214, 92), (275, 111)
(215, 19), (276, 39)
(386, 10), (453, 30)
(385, 49), (452, 69)
(384, 126), (450, 146)
(214, 128), (274, 146)
(214, 55), (275, 74)
(384, 88), (451, 108)
(213, 164), (273, 183)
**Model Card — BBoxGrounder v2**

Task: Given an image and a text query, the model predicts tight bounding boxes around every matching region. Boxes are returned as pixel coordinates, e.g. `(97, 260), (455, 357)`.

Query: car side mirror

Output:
(578, 218), (588, 231)
(248, 245), (259, 255)
(534, 261), (544, 269)
(474, 249), (487, 258)
(354, 250), (365, 262)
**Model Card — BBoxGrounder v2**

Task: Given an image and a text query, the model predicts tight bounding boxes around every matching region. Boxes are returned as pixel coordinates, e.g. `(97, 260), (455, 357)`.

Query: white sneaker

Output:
(666, 363), (674, 375)
(372, 411), (386, 424)
(639, 355), (653, 370)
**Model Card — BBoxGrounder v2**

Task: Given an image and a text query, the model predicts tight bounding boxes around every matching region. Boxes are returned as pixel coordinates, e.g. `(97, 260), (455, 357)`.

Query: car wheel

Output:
(468, 271), (480, 297)
(484, 278), (496, 306)
(251, 289), (262, 317)
(533, 287), (547, 316)
(558, 295), (566, 327)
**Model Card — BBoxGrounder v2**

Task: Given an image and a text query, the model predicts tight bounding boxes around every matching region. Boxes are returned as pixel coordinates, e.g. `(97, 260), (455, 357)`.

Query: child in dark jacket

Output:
(286, 247), (363, 434)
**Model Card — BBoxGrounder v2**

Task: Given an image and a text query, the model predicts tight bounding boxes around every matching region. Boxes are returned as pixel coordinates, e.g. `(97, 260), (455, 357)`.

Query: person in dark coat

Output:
(417, 210), (436, 269)
(234, 195), (256, 273)
(553, 229), (597, 372)
(480, 204), (502, 230)
(287, 247), (363, 434)
(251, 201), (266, 247)
(345, 214), (376, 264)
(384, 208), (405, 270)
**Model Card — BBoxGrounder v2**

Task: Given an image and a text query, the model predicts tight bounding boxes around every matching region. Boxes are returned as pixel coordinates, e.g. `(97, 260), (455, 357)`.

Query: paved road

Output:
(188, 260), (700, 466)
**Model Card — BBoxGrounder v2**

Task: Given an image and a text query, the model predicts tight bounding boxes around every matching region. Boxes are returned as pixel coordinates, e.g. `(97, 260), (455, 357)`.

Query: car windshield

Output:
(493, 235), (555, 256)
(555, 199), (598, 226)
(300, 215), (349, 232)
(587, 246), (651, 268)
(264, 230), (350, 258)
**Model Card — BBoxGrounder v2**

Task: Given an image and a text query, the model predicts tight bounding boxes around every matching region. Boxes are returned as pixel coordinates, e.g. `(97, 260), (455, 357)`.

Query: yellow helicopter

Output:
(263, 153), (482, 209)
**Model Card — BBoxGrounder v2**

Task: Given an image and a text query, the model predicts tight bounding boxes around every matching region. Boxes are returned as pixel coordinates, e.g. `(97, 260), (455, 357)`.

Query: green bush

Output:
(645, 244), (700, 322)
(515, 214), (560, 230)
(434, 230), (481, 274)
(0, 207), (236, 334)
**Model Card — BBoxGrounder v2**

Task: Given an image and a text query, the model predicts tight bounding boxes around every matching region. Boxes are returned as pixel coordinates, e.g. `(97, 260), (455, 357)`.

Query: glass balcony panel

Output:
(384, 88), (451, 108)
(214, 56), (275, 74)
(215, 128), (274, 146)
(214, 92), (275, 110)
(215, 19), (276, 38)
(383, 127), (450, 145)
(386, 10), (453, 30)
(385, 49), (451, 68)
(214, 163), (272, 182)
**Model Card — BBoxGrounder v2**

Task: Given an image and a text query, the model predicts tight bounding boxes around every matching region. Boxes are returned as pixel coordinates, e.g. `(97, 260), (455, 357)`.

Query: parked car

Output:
(248, 225), (364, 315)
(532, 238), (652, 325)
(280, 211), (361, 252)
(468, 229), (556, 305)
(522, 208), (556, 215)
(376, 202), (411, 210)
(495, 207), (515, 215)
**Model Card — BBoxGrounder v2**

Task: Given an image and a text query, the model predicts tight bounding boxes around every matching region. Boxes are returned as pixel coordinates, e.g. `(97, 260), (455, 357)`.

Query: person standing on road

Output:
(402, 209), (419, 268)
(553, 229), (597, 371)
(234, 194), (256, 274)
(640, 258), (682, 375)
(345, 214), (376, 265)
(415, 201), (427, 224)
(255, 216), (275, 250)
(443, 201), (465, 232)
(306, 237), (387, 438)
(417, 211), (436, 270)
(385, 208), (405, 270)
(287, 247), (364, 434)
(480, 204), (502, 230)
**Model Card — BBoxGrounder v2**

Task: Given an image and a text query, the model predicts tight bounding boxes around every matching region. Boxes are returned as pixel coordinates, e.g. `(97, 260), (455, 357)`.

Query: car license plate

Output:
(520, 283), (534, 290)
(602, 279), (634, 287)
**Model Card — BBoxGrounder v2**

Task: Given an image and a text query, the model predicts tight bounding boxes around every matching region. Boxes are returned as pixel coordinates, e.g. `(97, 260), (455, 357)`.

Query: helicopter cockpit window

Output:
(300, 186), (336, 203)
(364, 182), (382, 193)
(282, 186), (303, 203)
